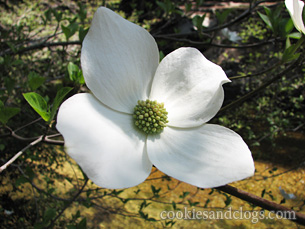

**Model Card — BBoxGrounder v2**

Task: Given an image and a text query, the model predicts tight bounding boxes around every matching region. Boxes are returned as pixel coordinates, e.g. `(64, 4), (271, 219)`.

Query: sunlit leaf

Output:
(67, 62), (85, 84)
(49, 87), (73, 122)
(288, 32), (302, 39)
(23, 92), (50, 121)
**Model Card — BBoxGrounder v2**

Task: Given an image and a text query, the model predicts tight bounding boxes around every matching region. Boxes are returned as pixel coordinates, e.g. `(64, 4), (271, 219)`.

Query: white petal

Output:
(81, 7), (159, 114)
(149, 47), (230, 128)
(285, 0), (305, 34)
(56, 93), (152, 189)
(147, 124), (254, 188)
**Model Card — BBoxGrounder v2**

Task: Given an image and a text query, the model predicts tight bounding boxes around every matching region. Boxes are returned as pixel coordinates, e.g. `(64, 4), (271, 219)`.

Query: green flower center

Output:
(133, 99), (169, 134)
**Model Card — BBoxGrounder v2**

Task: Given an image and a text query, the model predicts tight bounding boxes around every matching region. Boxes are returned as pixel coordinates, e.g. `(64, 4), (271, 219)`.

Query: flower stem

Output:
(0, 136), (43, 173)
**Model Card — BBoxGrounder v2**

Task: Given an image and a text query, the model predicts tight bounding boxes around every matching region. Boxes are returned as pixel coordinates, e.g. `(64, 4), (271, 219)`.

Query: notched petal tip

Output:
(81, 6), (159, 114)
(147, 124), (255, 189)
(150, 47), (230, 128)
(56, 93), (152, 189)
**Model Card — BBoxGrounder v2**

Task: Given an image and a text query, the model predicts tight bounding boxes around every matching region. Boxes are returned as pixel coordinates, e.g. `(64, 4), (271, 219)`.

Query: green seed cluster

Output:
(133, 99), (168, 134)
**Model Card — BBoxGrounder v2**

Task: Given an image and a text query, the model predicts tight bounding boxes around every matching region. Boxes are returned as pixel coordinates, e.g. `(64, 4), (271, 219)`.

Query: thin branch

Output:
(216, 184), (305, 225)
(153, 0), (276, 38)
(3, 125), (39, 141)
(14, 117), (42, 132)
(43, 133), (64, 146)
(203, 0), (277, 33)
(229, 61), (280, 80)
(45, 133), (62, 138)
(0, 1), (276, 58)
(2, 124), (64, 145)
(219, 56), (303, 114)
(42, 137), (64, 146)
(0, 40), (81, 56)
(254, 161), (305, 181)
(0, 136), (42, 173)
(47, 178), (88, 228)
(154, 35), (279, 49)
(0, 130), (64, 172)
(4, 162), (75, 202)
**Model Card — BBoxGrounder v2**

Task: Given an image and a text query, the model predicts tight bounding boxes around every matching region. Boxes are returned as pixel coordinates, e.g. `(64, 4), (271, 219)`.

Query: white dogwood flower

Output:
(56, 7), (254, 189)
(285, 0), (305, 34)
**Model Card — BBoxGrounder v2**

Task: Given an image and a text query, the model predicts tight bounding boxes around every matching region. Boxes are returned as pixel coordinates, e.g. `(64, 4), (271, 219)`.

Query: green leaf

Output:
(282, 44), (301, 62)
(203, 198), (210, 208)
(77, 3), (87, 23)
(274, 4), (283, 19)
(258, 12), (272, 31)
(6, 42), (17, 53)
(187, 199), (199, 206)
(151, 185), (161, 196)
(216, 9), (232, 25)
(28, 72), (45, 91)
(286, 37), (291, 49)
(0, 100), (20, 124)
(49, 87), (73, 121)
(264, 6), (272, 18)
(66, 226), (77, 229)
(0, 107), (20, 124)
(147, 217), (157, 222)
(4, 77), (15, 94)
(44, 9), (52, 21)
(159, 51), (165, 61)
(67, 62), (78, 79)
(224, 195), (232, 206)
(156, 0), (179, 16)
(156, 1), (166, 12)
(284, 18), (294, 35)
(43, 208), (56, 222)
(172, 201), (176, 210)
(111, 189), (124, 196)
(61, 24), (71, 40)
(15, 176), (29, 187)
(25, 166), (35, 181)
(79, 26), (89, 43)
(67, 62), (85, 84)
(287, 32), (302, 39)
(77, 217), (87, 229)
(185, 3), (192, 13)
(23, 92), (50, 121)
(61, 22), (78, 41)
(179, 191), (190, 199)
(53, 10), (63, 22)
(12, 59), (23, 65)
(192, 14), (205, 32)
(283, 51), (300, 62)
